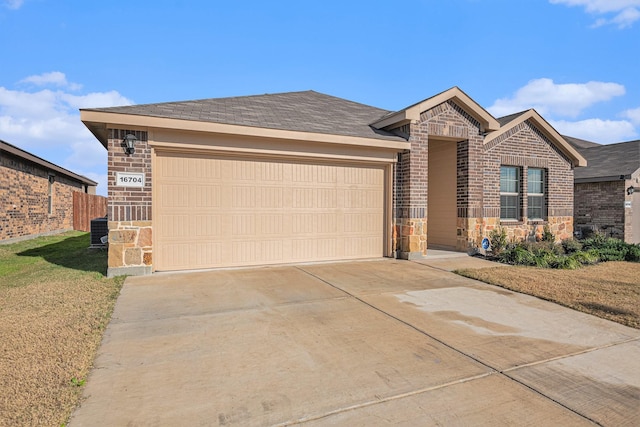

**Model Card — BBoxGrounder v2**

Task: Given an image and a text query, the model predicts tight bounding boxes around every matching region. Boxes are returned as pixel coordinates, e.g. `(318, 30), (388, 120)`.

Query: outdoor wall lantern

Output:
(123, 134), (138, 155)
(628, 186), (638, 195)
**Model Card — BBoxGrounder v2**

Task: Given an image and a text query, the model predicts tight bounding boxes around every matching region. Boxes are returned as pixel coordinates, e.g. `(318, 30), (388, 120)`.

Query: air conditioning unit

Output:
(90, 217), (108, 247)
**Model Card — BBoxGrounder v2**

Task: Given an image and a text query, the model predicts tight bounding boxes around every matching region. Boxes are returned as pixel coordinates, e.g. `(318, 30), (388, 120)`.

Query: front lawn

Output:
(0, 232), (125, 426)
(457, 261), (640, 329)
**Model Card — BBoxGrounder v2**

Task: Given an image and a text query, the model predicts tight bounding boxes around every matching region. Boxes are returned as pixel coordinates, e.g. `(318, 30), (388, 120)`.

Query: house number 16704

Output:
(116, 172), (145, 188)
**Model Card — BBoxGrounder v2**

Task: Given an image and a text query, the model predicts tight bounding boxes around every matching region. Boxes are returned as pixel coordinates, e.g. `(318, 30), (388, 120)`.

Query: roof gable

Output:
(370, 87), (501, 132)
(486, 109), (587, 167)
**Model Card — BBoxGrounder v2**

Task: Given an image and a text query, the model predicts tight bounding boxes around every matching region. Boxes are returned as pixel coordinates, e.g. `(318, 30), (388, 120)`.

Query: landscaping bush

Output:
(625, 245), (640, 262)
(541, 225), (555, 242)
(489, 226), (508, 256)
(581, 234), (640, 262)
(561, 238), (582, 254)
(494, 235), (637, 269)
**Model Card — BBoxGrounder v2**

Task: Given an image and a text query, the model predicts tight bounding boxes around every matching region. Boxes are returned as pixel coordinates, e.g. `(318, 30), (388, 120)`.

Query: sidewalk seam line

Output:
(296, 265), (603, 427)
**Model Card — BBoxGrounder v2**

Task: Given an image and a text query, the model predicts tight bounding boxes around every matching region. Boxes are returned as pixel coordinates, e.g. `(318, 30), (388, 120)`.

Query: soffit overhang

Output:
(81, 110), (410, 153)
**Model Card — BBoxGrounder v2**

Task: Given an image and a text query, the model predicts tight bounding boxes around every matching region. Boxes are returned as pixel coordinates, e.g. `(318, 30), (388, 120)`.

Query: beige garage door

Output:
(155, 152), (386, 271)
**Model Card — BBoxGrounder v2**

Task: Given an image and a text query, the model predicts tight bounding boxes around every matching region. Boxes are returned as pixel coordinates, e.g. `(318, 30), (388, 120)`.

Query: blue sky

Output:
(1, 0), (639, 196)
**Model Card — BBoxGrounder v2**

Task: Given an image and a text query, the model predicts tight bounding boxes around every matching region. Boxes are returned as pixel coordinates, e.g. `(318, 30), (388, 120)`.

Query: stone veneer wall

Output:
(482, 120), (575, 244)
(107, 129), (153, 277)
(1, 151), (84, 242)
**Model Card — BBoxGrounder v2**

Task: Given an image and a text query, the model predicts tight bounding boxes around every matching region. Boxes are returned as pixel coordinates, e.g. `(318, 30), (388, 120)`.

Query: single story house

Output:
(573, 139), (640, 243)
(0, 139), (97, 243)
(80, 87), (586, 277)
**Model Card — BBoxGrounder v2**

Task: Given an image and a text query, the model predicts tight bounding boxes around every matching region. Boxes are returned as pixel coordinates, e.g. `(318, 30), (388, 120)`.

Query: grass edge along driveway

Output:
(457, 261), (640, 329)
(0, 231), (125, 426)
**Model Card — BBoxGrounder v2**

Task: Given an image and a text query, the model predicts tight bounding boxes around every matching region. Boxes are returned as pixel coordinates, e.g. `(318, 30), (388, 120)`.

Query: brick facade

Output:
(394, 104), (576, 256)
(574, 180), (628, 240)
(1, 151), (85, 242)
(483, 120), (575, 243)
(394, 100), (486, 258)
(96, 89), (582, 275)
(106, 129), (153, 277)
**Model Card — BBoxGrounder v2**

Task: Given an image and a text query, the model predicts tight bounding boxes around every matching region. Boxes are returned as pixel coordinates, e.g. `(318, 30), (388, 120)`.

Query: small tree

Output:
(541, 225), (555, 242)
(489, 226), (508, 256)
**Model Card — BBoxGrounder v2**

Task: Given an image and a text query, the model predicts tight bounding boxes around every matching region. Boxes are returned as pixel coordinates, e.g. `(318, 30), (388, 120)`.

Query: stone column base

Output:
(107, 265), (153, 278)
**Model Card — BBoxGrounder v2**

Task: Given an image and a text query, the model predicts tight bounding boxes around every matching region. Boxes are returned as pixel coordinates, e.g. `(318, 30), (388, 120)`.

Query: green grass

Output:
(0, 231), (125, 426)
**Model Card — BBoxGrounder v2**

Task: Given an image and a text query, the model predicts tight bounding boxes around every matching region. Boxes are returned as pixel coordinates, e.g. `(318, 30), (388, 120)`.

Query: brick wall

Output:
(574, 180), (625, 240)
(1, 152), (83, 242)
(484, 120), (575, 243)
(107, 129), (153, 277)
(394, 100), (484, 257)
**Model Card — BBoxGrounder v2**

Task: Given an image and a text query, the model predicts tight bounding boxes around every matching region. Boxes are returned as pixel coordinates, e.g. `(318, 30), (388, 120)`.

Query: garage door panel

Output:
(155, 154), (385, 271)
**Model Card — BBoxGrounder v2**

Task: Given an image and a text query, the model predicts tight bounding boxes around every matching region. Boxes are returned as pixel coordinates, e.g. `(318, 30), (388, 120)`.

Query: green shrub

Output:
(541, 225), (555, 242)
(571, 250), (599, 265)
(561, 238), (582, 254)
(499, 244), (537, 266)
(489, 227), (508, 256)
(624, 245), (640, 262)
(553, 255), (582, 270)
(581, 235), (640, 263)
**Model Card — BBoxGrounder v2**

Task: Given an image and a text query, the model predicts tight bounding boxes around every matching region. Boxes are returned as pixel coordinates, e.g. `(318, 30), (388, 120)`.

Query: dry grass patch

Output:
(457, 261), (640, 329)
(0, 232), (124, 426)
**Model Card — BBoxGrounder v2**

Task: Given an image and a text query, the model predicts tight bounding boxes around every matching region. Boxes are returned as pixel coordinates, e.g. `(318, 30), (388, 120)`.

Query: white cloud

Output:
(550, 0), (640, 28)
(2, 0), (24, 10)
(622, 107), (640, 125)
(550, 118), (637, 143)
(19, 71), (82, 90)
(0, 72), (133, 196)
(488, 78), (625, 118)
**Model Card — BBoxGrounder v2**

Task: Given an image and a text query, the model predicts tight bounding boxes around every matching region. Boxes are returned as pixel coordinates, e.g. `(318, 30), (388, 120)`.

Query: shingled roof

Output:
(83, 90), (404, 142)
(563, 135), (601, 150)
(574, 140), (640, 182)
(496, 111), (527, 127)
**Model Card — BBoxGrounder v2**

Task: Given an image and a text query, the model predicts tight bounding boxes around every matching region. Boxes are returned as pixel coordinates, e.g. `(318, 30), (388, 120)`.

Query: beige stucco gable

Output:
(370, 87), (501, 133)
(485, 109), (587, 167)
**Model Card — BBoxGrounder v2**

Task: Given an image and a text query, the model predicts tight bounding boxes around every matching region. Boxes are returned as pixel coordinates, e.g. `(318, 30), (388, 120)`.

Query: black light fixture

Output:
(628, 186), (637, 196)
(123, 134), (138, 155)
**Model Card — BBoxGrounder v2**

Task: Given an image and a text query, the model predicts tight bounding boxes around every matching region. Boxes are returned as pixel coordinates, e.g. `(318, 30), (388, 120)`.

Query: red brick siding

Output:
(574, 180), (625, 239)
(1, 152), (83, 241)
(107, 129), (152, 221)
(484, 121), (574, 219)
(394, 100), (484, 255)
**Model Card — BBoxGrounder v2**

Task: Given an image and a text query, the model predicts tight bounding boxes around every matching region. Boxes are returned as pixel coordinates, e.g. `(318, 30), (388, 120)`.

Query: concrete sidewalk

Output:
(69, 259), (640, 426)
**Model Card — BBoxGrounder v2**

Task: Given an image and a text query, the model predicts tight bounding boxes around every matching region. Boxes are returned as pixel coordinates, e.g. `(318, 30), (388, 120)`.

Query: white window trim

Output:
(500, 166), (521, 221)
(527, 168), (546, 221)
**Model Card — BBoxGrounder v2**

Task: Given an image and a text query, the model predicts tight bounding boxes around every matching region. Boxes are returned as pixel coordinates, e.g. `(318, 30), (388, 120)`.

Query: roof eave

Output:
(80, 110), (410, 152)
(575, 175), (631, 183)
(0, 140), (98, 186)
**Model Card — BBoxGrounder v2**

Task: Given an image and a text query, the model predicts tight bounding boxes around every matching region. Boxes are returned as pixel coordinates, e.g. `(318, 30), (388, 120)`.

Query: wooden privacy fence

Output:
(73, 192), (108, 232)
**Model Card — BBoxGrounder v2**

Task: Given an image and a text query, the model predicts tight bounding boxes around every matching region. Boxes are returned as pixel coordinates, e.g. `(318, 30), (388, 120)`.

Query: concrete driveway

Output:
(70, 258), (640, 426)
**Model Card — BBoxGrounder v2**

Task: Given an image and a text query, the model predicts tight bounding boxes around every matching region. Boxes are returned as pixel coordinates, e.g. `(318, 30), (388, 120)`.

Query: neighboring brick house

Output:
(80, 87), (586, 277)
(0, 139), (97, 243)
(572, 140), (640, 244)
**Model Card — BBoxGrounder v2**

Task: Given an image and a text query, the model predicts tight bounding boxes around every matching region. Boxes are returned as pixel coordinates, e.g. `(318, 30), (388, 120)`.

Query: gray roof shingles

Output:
(85, 90), (405, 142)
(574, 140), (640, 181)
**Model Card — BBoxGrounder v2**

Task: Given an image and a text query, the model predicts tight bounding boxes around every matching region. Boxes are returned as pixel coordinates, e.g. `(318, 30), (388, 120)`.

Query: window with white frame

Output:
(500, 166), (520, 220)
(527, 168), (546, 220)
